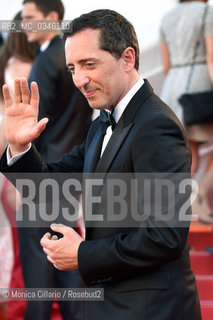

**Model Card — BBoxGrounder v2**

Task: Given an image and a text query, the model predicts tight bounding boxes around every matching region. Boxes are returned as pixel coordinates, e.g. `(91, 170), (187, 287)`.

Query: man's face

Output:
(22, 2), (49, 44)
(65, 28), (128, 111)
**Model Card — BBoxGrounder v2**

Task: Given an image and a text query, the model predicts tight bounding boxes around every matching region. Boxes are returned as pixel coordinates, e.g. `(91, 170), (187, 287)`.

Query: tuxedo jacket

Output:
(29, 35), (92, 162)
(0, 80), (201, 320)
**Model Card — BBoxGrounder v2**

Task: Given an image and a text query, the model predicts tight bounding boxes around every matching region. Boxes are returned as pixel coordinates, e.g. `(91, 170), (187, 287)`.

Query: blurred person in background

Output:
(0, 33), (4, 50)
(0, 11), (38, 215)
(160, 0), (213, 224)
(0, 11), (37, 130)
(0, 11), (38, 320)
(16, 0), (92, 319)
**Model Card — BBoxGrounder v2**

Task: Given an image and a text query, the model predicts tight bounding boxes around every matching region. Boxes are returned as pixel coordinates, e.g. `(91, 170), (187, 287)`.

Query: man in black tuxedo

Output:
(9, 1), (91, 319)
(1, 9), (201, 320)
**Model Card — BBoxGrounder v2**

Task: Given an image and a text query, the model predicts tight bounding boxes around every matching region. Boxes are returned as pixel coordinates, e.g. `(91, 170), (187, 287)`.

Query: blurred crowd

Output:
(160, 0), (213, 224)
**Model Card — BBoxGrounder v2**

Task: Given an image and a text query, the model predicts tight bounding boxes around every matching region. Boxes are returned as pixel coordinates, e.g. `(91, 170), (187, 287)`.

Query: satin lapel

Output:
(95, 118), (133, 173)
(95, 80), (153, 173)
(85, 80), (153, 174)
(83, 127), (103, 172)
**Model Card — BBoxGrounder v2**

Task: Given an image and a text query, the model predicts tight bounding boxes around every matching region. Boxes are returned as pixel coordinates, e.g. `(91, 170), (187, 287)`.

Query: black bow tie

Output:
(99, 110), (116, 135)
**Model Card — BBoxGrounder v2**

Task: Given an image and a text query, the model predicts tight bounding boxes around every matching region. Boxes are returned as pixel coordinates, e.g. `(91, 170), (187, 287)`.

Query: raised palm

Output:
(2, 77), (48, 155)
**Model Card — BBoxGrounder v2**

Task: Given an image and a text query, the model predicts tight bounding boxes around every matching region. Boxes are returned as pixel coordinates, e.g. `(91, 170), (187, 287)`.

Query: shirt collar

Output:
(40, 40), (51, 52)
(112, 77), (144, 123)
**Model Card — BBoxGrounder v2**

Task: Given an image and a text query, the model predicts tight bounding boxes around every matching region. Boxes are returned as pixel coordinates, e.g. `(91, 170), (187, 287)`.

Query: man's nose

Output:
(73, 71), (90, 89)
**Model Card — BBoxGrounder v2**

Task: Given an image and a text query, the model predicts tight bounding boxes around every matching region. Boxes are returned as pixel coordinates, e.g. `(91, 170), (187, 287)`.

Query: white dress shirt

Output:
(101, 77), (144, 156)
(40, 40), (51, 52)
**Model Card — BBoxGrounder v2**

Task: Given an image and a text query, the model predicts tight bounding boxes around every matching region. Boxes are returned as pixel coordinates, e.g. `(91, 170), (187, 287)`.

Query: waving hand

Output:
(2, 77), (48, 156)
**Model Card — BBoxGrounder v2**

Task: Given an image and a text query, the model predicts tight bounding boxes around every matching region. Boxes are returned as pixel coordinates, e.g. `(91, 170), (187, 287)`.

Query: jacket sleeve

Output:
(0, 141), (86, 174)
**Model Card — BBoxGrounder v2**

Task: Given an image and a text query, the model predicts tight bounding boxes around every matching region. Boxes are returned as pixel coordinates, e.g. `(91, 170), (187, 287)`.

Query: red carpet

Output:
(189, 221), (213, 320)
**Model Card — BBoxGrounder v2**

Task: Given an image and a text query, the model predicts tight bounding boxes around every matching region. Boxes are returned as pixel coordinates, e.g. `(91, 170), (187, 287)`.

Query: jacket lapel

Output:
(96, 80), (153, 173)
(95, 119), (133, 173)
(83, 127), (103, 172)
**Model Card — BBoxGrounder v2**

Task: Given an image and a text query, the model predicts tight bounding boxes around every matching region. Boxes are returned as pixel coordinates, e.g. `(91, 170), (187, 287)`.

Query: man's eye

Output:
(86, 63), (95, 68)
(67, 68), (74, 74)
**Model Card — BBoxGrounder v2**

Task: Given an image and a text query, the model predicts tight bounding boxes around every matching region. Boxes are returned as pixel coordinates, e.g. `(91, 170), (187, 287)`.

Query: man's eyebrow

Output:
(22, 15), (34, 19)
(66, 63), (74, 68)
(66, 58), (99, 67)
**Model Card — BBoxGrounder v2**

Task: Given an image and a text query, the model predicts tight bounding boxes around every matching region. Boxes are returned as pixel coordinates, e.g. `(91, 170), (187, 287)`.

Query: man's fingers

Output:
(26, 118), (48, 143)
(36, 117), (49, 132)
(40, 232), (52, 247)
(30, 81), (39, 109)
(47, 255), (55, 264)
(37, 117), (49, 128)
(32, 117), (49, 139)
(20, 77), (30, 104)
(2, 85), (12, 108)
(51, 235), (58, 240)
(43, 247), (49, 255)
(14, 78), (22, 104)
(50, 223), (70, 236)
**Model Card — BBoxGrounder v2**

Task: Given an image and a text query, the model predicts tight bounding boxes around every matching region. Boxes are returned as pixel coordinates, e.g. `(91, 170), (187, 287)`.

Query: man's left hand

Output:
(40, 223), (84, 270)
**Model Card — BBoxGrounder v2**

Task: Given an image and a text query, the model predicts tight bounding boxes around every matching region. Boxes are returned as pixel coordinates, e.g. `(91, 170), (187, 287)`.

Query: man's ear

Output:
(46, 11), (59, 21)
(122, 47), (135, 71)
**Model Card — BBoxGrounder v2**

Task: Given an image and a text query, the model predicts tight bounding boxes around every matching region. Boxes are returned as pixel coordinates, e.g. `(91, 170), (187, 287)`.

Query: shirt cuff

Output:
(7, 143), (32, 166)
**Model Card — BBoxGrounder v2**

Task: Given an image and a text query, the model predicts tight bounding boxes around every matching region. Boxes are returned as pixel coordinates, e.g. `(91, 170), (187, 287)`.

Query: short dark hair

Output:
(22, 0), (64, 20)
(63, 9), (140, 70)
